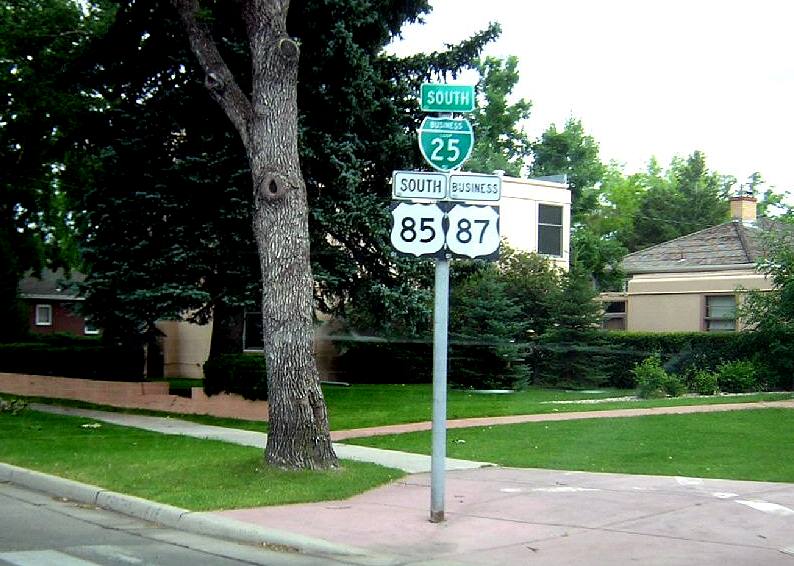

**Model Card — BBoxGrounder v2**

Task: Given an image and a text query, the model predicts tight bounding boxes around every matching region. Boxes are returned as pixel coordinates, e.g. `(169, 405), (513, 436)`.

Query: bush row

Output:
(0, 340), (144, 381)
(324, 330), (794, 391)
(6, 329), (790, 395)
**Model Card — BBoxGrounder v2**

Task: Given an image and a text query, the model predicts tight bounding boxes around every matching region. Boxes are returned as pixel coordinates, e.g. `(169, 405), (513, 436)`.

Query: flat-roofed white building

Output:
(499, 176), (571, 270)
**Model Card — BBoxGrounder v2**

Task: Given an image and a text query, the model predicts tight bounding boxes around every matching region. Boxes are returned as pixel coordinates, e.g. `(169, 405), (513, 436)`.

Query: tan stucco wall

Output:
(628, 294), (703, 332)
(626, 269), (772, 332)
(157, 319), (213, 379)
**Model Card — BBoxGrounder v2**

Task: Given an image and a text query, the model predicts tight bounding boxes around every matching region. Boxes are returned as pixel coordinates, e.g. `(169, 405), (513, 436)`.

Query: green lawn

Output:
(322, 383), (794, 430)
(346, 408), (794, 483)
(0, 410), (402, 511)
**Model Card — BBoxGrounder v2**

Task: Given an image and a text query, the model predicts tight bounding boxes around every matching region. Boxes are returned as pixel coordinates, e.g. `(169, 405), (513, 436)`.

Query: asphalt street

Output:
(0, 483), (350, 566)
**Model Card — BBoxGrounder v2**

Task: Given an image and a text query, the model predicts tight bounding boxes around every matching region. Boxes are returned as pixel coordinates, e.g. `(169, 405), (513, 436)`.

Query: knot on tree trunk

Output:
(276, 37), (299, 63)
(205, 70), (226, 92)
(259, 173), (291, 202)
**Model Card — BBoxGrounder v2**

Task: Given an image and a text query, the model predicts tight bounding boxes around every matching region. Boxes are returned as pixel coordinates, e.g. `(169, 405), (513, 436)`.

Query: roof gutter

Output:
(623, 263), (758, 275)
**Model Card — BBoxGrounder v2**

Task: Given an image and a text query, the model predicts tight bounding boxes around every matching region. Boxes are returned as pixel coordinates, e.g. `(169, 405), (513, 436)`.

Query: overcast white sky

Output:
(387, 0), (794, 194)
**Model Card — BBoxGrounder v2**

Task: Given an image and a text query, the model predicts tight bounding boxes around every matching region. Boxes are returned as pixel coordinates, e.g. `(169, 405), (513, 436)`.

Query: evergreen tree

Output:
(71, 2), (259, 360)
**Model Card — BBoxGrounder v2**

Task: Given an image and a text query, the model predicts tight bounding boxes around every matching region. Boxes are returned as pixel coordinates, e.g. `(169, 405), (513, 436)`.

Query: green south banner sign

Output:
(418, 117), (473, 172)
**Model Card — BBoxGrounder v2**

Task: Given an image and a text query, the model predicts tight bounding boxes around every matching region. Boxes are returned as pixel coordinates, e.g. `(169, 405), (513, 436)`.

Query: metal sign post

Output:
(388, 86), (501, 523)
(430, 247), (449, 523)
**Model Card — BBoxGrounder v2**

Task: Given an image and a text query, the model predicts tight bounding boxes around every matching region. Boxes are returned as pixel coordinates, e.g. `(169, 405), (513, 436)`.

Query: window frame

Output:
(601, 299), (627, 331)
(243, 310), (265, 351)
(703, 294), (737, 332)
(35, 304), (53, 326)
(537, 203), (564, 258)
(84, 318), (100, 336)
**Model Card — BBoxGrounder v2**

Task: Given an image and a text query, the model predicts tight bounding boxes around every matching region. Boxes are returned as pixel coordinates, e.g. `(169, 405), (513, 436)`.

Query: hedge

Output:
(326, 330), (794, 391)
(531, 330), (794, 390)
(0, 340), (144, 381)
(200, 330), (794, 395)
(333, 338), (431, 384)
(203, 354), (268, 400)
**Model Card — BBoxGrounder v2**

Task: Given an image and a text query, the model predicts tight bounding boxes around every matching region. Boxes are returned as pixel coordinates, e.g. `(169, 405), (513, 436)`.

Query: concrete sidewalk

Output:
(31, 404), (493, 474)
(9, 402), (794, 564)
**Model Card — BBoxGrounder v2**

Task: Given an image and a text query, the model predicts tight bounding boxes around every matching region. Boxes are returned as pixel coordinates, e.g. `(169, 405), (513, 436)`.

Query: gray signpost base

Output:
(430, 254), (450, 523)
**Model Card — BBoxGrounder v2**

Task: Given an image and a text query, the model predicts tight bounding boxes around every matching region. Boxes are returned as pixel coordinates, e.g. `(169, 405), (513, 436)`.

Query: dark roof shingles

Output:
(18, 268), (85, 299)
(622, 219), (782, 273)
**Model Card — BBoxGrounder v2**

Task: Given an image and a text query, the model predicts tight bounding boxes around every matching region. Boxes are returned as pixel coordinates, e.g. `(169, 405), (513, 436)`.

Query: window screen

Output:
(705, 295), (736, 332)
(243, 311), (264, 350)
(35, 304), (52, 326)
(538, 204), (563, 257)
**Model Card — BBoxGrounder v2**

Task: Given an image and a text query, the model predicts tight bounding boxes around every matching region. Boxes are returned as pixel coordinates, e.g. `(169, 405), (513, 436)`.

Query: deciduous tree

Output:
(530, 117), (605, 219)
(169, 0), (340, 469)
(0, 0), (111, 340)
(465, 55), (532, 177)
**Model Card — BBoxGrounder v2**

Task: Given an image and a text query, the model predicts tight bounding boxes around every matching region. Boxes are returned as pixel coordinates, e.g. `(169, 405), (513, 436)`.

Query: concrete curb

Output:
(0, 462), (371, 559)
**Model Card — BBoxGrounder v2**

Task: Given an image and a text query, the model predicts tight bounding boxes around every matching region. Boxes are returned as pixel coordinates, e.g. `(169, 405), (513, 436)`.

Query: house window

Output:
(538, 204), (563, 257)
(243, 311), (264, 351)
(35, 304), (53, 326)
(705, 295), (736, 332)
(84, 318), (100, 335)
(601, 300), (627, 331)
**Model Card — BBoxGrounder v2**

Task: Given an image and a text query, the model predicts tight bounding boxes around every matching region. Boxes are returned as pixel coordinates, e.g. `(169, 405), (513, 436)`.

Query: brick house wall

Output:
(26, 300), (90, 336)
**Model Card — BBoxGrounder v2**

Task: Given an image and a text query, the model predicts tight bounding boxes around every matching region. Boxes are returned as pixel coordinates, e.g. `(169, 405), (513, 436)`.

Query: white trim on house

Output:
(22, 294), (85, 301)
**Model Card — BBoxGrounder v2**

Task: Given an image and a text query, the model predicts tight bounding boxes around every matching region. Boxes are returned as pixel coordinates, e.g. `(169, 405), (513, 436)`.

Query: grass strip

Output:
(347, 408), (794, 483)
(0, 410), (403, 511)
(0, 394), (269, 433)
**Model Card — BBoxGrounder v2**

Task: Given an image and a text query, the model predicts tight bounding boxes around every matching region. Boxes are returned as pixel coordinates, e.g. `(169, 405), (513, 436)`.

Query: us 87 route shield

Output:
(446, 204), (500, 260)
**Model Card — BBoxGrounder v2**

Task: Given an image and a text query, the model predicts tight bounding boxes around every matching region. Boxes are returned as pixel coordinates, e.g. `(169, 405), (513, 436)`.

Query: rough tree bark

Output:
(172, 0), (337, 469)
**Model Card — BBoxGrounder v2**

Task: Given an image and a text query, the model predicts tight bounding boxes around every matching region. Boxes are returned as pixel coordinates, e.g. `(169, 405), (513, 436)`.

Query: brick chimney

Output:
(730, 195), (757, 223)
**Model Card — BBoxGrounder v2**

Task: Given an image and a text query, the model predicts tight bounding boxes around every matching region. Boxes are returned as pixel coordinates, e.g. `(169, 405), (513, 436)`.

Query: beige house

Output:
(602, 195), (776, 332)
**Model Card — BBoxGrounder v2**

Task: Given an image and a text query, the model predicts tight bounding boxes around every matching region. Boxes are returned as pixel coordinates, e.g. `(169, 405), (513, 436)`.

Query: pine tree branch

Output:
(171, 0), (254, 149)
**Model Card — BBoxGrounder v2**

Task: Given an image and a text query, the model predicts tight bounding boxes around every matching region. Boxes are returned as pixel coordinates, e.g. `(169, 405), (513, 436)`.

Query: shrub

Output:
(0, 397), (28, 415)
(690, 369), (719, 395)
(531, 333), (625, 389)
(743, 329), (794, 390)
(717, 360), (760, 393)
(527, 331), (751, 390)
(203, 354), (268, 400)
(662, 373), (686, 397)
(449, 341), (530, 391)
(633, 355), (670, 399)
(333, 339), (432, 384)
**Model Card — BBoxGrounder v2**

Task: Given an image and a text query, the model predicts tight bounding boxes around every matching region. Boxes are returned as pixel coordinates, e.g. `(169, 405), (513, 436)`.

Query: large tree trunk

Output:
(247, 33), (337, 469)
(173, 0), (337, 469)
